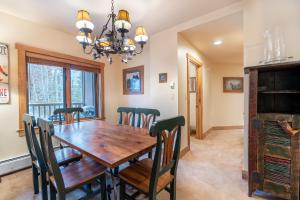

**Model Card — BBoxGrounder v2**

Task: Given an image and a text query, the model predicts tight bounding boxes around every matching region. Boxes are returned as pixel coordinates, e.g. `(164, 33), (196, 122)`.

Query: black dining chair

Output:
(37, 118), (108, 200)
(119, 116), (185, 200)
(117, 107), (136, 126)
(23, 114), (83, 200)
(53, 107), (84, 125)
(136, 108), (160, 129)
(136, 108), (160, 159)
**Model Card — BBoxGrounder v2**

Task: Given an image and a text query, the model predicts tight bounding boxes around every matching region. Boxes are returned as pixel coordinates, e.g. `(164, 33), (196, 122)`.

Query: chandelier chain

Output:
(111, 0), (115, 14)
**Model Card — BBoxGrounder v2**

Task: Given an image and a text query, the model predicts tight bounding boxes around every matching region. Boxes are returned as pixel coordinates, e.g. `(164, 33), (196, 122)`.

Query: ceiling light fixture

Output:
(213, 39), (223, 46)
(75, 0), (148, 64)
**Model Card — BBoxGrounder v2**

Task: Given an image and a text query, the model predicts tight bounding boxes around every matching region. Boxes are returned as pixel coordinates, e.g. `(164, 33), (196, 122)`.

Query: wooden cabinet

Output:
(246, 62), (300, 200)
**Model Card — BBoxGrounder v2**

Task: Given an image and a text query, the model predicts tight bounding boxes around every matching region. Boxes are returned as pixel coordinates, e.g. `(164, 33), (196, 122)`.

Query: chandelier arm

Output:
(99, 14), (112, 39)
(83, 45), (94, 55)
(134, 45), (144, 54)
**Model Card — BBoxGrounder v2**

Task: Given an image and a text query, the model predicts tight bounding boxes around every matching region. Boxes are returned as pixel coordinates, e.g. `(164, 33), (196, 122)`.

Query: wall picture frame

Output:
(0, 42), (9, 104)
(123, 65), (144, 95)
(189, 77), (196, 93)
(159, 73), (168, 83)
(223, 77), (244, 93)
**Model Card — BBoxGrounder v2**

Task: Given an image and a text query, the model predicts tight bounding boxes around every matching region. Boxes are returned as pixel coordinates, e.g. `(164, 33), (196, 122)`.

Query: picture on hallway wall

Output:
(0, 42), (9, 104)
(123, 66), (144, 95)
(159, 73), (167, 83)
(223, 77), (243, 93)
(189, 77), (196, 93)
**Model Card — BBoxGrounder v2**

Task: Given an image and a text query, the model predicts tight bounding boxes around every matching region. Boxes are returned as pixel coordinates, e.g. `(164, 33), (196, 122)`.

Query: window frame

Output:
(16, 43), (105, 136)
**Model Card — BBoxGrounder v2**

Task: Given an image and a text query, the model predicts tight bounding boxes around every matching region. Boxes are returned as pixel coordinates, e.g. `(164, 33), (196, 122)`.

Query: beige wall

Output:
(0, 11), (122, 161)
(210, 63), (244, 127)
(243, 0), (300, 170)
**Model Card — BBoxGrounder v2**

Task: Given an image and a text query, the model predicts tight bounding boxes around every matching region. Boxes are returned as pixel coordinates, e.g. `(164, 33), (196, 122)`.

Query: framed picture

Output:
(159, 73), (167, 83)
(189, 77), (196, 93)
(223, 77), (243, 93)
(123, 66), (144, 95)
(0, 42), (9, 104)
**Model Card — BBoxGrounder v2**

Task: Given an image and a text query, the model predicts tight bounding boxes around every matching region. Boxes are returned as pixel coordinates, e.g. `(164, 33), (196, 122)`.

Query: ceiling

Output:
(0, 0), (240, 36)
(180, 12), (243, 65)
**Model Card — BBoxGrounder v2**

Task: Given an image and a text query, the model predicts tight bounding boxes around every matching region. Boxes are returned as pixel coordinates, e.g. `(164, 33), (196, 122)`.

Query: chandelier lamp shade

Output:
(75, 0), (148, 64)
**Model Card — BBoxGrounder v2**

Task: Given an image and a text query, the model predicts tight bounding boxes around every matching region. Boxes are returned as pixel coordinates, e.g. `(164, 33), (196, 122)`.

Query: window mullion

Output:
(65, 67), (71, 108)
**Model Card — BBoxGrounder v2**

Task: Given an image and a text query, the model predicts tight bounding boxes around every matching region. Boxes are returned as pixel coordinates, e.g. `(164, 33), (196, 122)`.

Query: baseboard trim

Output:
(212, 125), (244, 130)
(242, 170), (248, 180)
(0, 154), (31, 177)
(180, 146), (190, 158)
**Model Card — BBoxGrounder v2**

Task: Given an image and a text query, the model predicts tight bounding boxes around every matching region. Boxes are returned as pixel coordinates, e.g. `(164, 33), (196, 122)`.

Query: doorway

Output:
(186, 53), (203, 149)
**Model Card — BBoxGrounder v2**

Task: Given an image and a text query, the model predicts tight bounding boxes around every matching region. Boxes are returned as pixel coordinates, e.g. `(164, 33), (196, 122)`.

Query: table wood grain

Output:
(53, 120), (156, 168)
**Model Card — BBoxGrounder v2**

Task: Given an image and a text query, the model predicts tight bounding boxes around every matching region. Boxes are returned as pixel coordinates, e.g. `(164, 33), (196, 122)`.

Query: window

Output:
(17, 43), (104, 134)
(71, 69), (96, 118)
(27, 63), (65, 119)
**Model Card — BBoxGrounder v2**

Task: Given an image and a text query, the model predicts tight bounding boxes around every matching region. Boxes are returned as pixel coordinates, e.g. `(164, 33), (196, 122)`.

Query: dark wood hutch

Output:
(245, 61), (300, 200)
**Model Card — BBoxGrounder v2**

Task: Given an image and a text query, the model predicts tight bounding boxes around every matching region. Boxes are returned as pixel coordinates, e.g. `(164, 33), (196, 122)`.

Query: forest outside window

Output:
(16, 43), (105, 135)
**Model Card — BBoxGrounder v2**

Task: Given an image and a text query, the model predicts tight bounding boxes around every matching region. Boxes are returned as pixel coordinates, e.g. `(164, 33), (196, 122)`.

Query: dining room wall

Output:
(0, 11), (123, 162)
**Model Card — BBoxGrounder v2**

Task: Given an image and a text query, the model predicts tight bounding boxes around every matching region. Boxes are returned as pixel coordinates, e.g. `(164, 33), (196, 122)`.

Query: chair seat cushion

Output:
(55, 147), (82, 166)
(119, 158), (174, 193)
(50, 157), (106, 191)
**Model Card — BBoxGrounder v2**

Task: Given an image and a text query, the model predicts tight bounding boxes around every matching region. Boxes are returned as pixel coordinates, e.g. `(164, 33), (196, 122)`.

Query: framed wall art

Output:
(223, 77), (243, 93)
(189, 77), (196, 93)
(159, 73), (167, 83)
(123, 65), (144, 95)
(0, 42), (9, 104)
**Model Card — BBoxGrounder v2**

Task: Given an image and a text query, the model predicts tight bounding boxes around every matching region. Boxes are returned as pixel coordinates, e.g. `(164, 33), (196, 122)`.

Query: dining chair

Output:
(53, 107), (84, 149)
(117, 107), (136, 126)
(136, 108), (160, 129)
(23, 114), (83, 200)
(53, 107), (84, 125)
(37, 118), (108, 200)
(119, 116), (185, 200)
(136, 108), (160, 159)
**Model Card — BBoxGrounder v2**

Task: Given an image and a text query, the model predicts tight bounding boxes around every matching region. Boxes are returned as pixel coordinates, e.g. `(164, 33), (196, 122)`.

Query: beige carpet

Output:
(0, 129), (273, 200)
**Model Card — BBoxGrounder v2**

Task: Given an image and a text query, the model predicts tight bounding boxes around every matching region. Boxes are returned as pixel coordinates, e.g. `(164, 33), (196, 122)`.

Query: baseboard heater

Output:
(0, 154), (31, 176)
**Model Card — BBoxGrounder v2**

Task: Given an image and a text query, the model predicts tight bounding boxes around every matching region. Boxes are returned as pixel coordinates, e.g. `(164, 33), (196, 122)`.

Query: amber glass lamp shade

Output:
(134, 26), (148, 44)
(76, 31), (92, 45)
(76, 10), (94, 32)
(115, 10), (131, 33)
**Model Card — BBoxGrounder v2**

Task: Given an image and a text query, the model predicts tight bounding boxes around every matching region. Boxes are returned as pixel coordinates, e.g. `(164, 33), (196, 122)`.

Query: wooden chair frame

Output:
(120, 116), (185, 200)
(117, 107), (136, 126)
(53, 107), (84, 125)
(23, 114), (48, 200)
(136, 108), (160, 129)
(37, 118), (107, 200)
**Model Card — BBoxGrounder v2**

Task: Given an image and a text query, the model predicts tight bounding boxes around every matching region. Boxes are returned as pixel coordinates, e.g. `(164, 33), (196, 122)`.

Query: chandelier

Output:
(75, 0), (148, 64)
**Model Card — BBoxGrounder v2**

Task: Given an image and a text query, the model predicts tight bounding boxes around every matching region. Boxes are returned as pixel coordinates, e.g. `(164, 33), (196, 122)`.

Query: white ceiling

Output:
(0, 0), (240, 36)
(180, 12), (243, 65)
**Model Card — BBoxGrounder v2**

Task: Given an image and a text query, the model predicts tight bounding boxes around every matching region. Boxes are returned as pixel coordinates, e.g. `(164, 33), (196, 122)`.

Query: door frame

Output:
(186, 53), (204, 149)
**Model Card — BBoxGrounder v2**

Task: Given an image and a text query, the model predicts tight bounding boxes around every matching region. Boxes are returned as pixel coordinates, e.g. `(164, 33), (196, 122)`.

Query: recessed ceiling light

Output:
(213, 39), (223, 46)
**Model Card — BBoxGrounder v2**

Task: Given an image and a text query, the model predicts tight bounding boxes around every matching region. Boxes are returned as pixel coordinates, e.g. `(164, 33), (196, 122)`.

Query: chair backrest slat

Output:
(117, 107), (136, 126)
(53, 107), (83, 125)
(37, 118), (65, 192)
(136, 108), (160, 129)
(148, 116), (185, 195)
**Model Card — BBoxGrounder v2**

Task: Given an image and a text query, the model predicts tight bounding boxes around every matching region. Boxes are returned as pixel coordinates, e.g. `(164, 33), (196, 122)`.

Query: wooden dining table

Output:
(53, 120), (156, 169)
